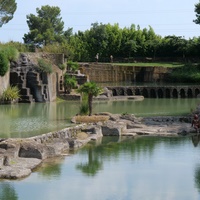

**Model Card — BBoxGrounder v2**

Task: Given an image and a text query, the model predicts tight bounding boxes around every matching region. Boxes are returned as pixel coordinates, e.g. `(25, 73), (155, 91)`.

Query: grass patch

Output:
(166, 63), (200, 83)
(113, 62), (184, 68)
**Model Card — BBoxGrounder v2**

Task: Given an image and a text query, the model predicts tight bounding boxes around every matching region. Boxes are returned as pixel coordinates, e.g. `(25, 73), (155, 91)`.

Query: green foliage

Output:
(41, 43), (74, 58)
(69, 22), (163, 61)
(166, 64), (200, 83)
(0, 0), (17, 27)
(23, 5), (65, 46)
(194, 2), (200, 25)
(67, 60), (79, 72)
(122, 112), (128, 115)
(0, 45), (19, 76)
(4, 41), (29, 52)
(0, 52), (8, 76)
(77, 82), (102, 97)
(37, 58), (53, 73)
(58, 63), (66, 71)
(0, 45), (19, 61)
(79, 103), (89, 116)
(0, 86), (20, 101)
(77, 82), (102, 116)
(79, 93), (89, 115)
(63, 74), (77, 94)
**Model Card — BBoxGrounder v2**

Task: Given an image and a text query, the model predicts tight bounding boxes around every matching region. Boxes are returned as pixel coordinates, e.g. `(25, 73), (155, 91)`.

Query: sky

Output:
(0, 0), (199, 43)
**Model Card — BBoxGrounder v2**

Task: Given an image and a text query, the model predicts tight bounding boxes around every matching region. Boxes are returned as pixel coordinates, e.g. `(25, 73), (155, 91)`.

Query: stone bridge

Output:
(106, 85), (200, 98)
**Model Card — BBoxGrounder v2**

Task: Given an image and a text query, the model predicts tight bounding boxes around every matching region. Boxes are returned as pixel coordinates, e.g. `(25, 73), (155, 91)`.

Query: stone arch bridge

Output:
(106, 85), (200, 98)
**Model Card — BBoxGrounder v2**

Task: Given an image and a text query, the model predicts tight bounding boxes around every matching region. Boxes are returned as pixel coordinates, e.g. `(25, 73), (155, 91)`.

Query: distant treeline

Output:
(2, 23), (200, 62)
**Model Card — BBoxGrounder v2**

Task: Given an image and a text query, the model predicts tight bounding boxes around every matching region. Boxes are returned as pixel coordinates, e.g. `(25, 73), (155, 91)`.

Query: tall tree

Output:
(23, 5), (65, 46)
(0, 0), (17, 27)
(105, 23), (122, 58)
(194, 1), (200, 24)
(85, 22), (108, 61)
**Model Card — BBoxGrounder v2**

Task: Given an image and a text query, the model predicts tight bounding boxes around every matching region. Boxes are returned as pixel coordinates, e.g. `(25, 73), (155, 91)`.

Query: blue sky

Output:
(0, 0), (199, 43)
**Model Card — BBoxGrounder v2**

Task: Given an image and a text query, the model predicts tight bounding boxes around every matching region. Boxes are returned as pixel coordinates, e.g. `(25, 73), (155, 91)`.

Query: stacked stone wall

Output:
(79, 63), (171, 83)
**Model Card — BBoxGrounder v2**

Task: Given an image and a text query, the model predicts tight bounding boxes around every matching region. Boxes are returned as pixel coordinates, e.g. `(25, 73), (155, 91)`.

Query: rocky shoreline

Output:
(0, 112), (195, 180)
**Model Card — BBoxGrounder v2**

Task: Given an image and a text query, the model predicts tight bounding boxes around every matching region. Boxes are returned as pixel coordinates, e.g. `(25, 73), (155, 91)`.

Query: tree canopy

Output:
(194, 1), (200, 24)
(9, 3), (200, 62)
(0, 0), (17, 27)
(23, 5), (65, 46)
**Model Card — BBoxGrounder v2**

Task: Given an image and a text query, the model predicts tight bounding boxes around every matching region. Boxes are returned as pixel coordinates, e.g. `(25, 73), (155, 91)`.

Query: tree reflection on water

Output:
(76, 136), (185, 176)
(0, 183), (18, 200)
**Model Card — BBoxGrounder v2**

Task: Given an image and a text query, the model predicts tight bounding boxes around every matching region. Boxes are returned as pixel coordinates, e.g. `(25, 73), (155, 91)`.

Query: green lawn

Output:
(112, 62), (184, 68)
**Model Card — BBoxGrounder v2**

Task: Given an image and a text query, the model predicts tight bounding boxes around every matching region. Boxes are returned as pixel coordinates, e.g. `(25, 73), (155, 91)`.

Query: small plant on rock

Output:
(38, 58), (53, 73)
(0, 86), (20, 103)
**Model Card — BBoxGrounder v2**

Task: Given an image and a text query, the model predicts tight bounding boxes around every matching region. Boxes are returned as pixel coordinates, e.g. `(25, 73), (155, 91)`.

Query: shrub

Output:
(166, 63), (200, 83)
(0, 45), (19, 61)
(40, 43), (75, 59)
(67, 60), (79, 72)
(58, 63), (66, 71)
(0, 86), (20, 102)
(0, 52), (9, 76)
(1, 41), (28, 52)
(64, 75), (77, 94)
(0, 45), (19, 76)
(38, 58), (53, 73)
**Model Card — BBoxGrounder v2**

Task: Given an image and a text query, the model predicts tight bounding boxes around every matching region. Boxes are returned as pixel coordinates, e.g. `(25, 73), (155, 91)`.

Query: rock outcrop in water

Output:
(0, 113), (195, 180)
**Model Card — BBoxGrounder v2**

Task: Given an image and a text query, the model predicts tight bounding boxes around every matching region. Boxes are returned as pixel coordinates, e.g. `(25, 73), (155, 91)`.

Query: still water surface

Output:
(0, 98), (200, 138)
(1, 136), (200, 200)
(1, 98), (200, 200)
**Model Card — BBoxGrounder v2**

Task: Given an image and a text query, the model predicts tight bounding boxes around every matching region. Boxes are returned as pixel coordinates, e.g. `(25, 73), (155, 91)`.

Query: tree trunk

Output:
(88, 94), (93, 116)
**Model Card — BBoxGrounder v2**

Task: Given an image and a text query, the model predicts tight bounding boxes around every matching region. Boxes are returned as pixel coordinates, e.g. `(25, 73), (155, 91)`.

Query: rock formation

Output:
(0, 112), (195, 180)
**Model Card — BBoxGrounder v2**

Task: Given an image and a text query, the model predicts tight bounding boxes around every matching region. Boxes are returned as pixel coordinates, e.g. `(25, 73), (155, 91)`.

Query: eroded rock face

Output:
(18, 142), (43, 159)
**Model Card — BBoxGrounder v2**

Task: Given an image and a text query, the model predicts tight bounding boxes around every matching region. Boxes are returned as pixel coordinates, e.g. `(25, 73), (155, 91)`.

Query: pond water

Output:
(0, 98), (200, 138)
(1, 98), (200, 200)
(1, 136), (200, 200)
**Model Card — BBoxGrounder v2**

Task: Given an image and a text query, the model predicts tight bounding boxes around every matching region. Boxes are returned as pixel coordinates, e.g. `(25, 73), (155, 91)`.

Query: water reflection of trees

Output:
(194, 165), (200, 192)
(0, 183), (18, 200)
(76, 136), (188, 176)
(38, 157), (64, 179)
(76, 146), (103, 176)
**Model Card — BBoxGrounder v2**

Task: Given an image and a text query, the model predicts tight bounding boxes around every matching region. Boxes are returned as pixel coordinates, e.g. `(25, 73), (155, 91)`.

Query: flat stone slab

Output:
(0, 158), (42, 179)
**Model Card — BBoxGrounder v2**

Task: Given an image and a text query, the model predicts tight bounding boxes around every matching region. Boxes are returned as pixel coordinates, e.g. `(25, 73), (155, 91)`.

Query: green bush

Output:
(0, 45), (19, 61)
(0, 52), (9, 76)
(0, 86), (20, 102)
(0, 45), (19, 76)
(40, 43), (75, 59)
(1, 41), (29, 52)
(64, 74), (77, 94)
(67, 60), (79, 72)
(58, 63), (66, 71)
(38, 58), (53, 73)
(166, 64), (200, 83)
